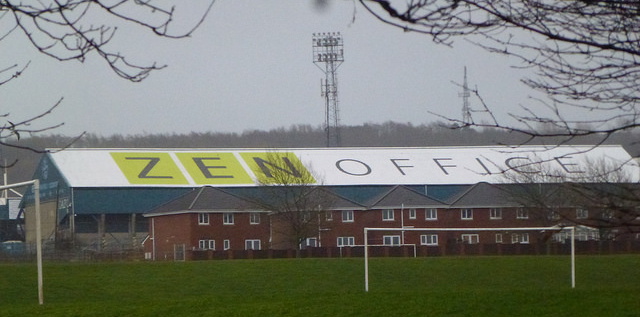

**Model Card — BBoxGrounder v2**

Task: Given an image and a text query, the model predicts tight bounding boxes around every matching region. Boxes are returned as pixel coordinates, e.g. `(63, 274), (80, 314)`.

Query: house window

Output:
(325, 211), (333, 221)
(601, 209), (614, 220)
(342, 210), (354, 222)
(409, 208), (417, 219)
(495, 233), (503, 243)
(425, 209), (437, 220)
(223, 239), (230, 250)
(250, 212), (260, 224)
(198, 213), (209, 225)
(550, 207), (561, 220)
(245, 239), (261, 250)
(461, 209), (473, 220)
(382, 209), (394, 221)
(300, 238), (317, 249)
(223, 213), (234, 225)
(516, 208), (529, 219)
(337, 236), (355, 247)
(511, 233), (530, 244)
(576, 208), (588, 219)
(490, 208), (502, 219)
(461, 234), (479, 244)
(199, 239), (215, 250)
(383, 235), (401, 246)
(420, 234), (438, 246)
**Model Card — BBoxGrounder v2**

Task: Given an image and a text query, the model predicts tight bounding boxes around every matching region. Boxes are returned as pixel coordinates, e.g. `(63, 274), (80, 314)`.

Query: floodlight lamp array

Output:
(312, 32), (344, 63)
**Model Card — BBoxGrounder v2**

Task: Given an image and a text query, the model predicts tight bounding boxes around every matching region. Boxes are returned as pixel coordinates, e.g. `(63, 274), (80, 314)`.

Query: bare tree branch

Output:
(359, 0), (640, 139)
(1, 0), (215, 82)
(244, 151), (332, 252)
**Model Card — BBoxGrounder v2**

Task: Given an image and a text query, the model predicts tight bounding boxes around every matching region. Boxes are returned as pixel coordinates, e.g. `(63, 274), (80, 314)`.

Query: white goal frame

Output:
(0, 180), (43, 304)
(363, 226), (576, 292)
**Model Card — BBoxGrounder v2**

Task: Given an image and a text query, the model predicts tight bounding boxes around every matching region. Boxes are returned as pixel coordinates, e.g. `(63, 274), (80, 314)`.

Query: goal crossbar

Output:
(363, 226), (576, 292)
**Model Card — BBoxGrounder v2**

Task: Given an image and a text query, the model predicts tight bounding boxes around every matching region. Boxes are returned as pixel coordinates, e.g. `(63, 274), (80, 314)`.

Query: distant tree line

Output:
(2, 121), (639, 186)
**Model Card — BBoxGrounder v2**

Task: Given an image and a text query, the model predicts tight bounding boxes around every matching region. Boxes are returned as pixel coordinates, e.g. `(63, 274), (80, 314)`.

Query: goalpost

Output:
(363, 226), (576, 292)
(0, 180), (43, 304)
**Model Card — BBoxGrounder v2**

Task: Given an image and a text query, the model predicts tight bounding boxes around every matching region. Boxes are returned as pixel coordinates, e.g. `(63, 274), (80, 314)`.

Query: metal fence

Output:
(2, 240), (639, 262)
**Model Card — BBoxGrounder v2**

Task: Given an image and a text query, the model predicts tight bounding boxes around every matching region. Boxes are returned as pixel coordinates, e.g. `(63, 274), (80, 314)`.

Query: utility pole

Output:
(313, 32), (344, 147)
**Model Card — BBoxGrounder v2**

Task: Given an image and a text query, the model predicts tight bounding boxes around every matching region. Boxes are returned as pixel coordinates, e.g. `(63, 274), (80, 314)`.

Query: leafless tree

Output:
(0, 64), (81, 166)
(245, 151), (333, 253)
(1, 0), (214, 82)
(502, 159), (640, 239)
(0, 1), (214, 164)
(358, 0), (640, 142)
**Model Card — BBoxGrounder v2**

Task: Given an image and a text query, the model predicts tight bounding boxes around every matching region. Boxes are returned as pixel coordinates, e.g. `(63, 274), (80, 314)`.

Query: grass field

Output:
(1, 255), (639, 316)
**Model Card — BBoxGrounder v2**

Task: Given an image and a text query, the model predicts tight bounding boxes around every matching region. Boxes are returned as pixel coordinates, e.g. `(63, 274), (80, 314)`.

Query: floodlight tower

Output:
(460, 66), (472, 125)
(313, 32), (344, 147)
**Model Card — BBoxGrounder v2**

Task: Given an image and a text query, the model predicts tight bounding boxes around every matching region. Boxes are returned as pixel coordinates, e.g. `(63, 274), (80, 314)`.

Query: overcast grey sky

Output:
(3, 0), (537, 137)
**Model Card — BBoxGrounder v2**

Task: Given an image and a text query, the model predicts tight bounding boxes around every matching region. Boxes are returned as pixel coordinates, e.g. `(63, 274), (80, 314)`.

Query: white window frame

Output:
(337, 236), (355, 247)
(420, 234), (438, 246)
(198, 213), (209, 225)
(490, 208), (502, 219)
(325, 211), (333, 221)
(208, 239), (215, 250)
(425, 208), (437, 220)
(461, 234), (479, 244)
(245, 239), (261, 250)
(495, 233), (503, 243)
(576, 208), (588, 219)
(342, 210), (354, 222)
(461, 208), (473, 220)
(300, 237), (318, 249)
(408, 208), (416, 219)
(301, 210), (312, 222)
(382, 209), (395, 221)
(223, 212), (234, 225)
(198, 239), (207, 249)
(601, 209), (614, 220)
(223, 239), (230, 251)
(516, 207), (529, 219)
(382, 235), (401, 246)
(249, 212), (260, 224)
(511, 233), (530, 244)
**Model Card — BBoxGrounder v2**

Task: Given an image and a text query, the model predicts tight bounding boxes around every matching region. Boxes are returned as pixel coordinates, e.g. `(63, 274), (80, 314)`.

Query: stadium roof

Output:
(42, 145), (639, 188)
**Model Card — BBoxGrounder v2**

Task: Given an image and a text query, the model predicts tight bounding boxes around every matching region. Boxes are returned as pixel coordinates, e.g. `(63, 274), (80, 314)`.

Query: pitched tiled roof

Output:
(145, 186), (261, 216)
(367, 185), (445, 209)
(448, 182), (519, 208)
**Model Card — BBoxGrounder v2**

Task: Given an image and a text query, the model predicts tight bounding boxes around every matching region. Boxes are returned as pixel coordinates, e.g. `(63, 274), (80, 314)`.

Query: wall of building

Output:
(23, 201), (58, 247)
(149, 206), (583, 260)
(147, 214), (193, 261)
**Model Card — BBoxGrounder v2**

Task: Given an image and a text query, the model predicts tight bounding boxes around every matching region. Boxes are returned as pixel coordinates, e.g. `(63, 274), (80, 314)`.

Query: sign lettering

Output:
(111, 153), (188, 184)
(176, 153), (252, 185)
(105, 147), (620, 186)
(239, 152), (315, 184)
(433, 158), (456, 175)
(335, 159), (371, 176)
(390, 158), (413, 176)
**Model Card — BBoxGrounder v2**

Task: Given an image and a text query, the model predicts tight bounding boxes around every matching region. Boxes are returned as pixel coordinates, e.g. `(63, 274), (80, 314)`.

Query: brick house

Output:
(144, 182), (640, 260)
